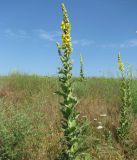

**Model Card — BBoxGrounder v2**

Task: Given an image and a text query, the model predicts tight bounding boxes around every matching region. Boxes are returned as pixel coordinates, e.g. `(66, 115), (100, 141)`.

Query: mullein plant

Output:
(79, 53), (85, 81)
(56, 4), (90, 160)
(117, 53), (132, 142)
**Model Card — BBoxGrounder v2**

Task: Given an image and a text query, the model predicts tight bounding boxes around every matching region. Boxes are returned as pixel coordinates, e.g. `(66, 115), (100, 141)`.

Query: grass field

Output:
(0, 73), (137, 159)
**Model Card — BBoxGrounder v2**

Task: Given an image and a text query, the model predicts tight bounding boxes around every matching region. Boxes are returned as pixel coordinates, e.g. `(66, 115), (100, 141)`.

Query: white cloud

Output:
(99, 43), (118, 48)
(3, 29), (28, 39)
(99, 39), (137, 49)
(34, 29), (61, 41)
(80, 39), (95, 46)
(1, 28), (61, 42)
(35, 31), (94, 46)
(72, 39), (95, 46)
(17, 30), (28, 38)
(39, 32), (54, 41)
(120, 39), (137, 48)
(72, 40), (79, 44)
(4, 29), (15, 37)
(2, 28), (137, 49)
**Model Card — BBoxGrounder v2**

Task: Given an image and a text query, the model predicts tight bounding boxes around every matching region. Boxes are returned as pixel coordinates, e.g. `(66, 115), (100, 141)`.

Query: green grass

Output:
(0, 74), (137, 159)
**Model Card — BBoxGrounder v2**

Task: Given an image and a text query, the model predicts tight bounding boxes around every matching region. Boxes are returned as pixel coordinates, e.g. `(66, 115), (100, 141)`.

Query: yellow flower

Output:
(118, 53), (124, 71)
(61, 21), (65, 30)
(65, 22), (71, 30)
(65, 34), (71, 41)
(60, 4), (72, 54)
(62, 33), (71, 47)
(61, 21), (71, 32)
(118, 62), (124, 71)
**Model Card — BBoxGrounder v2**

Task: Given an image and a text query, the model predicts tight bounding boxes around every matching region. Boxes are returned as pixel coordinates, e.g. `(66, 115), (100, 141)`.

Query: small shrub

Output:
(0, 111), (32, 160)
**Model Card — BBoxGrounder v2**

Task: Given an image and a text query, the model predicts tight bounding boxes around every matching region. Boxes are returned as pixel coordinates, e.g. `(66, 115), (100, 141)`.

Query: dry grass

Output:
(0, 74), (137, 159)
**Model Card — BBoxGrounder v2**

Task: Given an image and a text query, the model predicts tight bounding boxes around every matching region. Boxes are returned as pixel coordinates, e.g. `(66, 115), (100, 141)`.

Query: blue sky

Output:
(0, 0), (137, 76)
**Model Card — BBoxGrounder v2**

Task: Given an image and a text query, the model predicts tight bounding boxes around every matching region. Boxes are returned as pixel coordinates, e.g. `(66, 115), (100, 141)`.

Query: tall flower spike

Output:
(80, 53), (85, 81)
(56, 4), (90, 159)
(117, 53), (132, 142)
(61, 3), (73, 54)
(118, 53), (124, 72)
(80, 53), (83, 64)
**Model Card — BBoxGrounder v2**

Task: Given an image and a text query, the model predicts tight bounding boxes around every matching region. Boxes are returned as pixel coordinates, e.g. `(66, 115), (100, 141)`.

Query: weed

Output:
(0, 111), (32, 160)
(56, 4), (90, 160)
(117, 53), (132, 142)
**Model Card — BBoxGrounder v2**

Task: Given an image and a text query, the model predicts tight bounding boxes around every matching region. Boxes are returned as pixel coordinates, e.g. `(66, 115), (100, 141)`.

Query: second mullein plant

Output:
(79, 53), (85, 81)
(56, 4), (91, 160)
(117, 53), (132, 142)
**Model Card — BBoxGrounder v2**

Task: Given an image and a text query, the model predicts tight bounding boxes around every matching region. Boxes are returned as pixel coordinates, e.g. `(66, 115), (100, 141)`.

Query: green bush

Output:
(0, 111), (32, 160)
